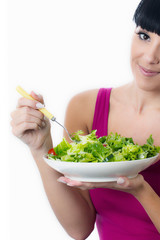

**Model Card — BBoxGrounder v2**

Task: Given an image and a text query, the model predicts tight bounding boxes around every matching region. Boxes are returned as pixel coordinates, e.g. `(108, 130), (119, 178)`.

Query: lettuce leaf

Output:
(47, 131), (160, 162)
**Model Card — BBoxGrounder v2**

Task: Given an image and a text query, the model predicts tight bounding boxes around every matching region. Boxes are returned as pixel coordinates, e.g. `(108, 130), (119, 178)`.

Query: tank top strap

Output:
(92, 88), (112, 138)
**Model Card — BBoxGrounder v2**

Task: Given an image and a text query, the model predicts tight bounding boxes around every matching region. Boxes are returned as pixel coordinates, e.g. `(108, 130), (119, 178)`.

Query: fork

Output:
(16, 86), (73, 141)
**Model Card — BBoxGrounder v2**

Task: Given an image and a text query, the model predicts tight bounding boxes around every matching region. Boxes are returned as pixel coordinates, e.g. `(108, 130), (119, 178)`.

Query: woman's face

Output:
(130, 26), (160, 91)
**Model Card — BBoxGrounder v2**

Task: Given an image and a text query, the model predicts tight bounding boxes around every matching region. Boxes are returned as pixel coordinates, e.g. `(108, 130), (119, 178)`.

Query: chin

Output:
(134, 78), (160, 92)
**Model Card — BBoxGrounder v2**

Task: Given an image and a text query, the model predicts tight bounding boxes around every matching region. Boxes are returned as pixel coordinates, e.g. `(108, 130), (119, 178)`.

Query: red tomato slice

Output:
(48, 148), (57, 155)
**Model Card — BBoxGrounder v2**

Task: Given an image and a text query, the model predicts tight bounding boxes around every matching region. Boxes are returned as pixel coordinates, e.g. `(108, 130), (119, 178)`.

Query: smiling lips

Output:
(139, 65), (160, 77)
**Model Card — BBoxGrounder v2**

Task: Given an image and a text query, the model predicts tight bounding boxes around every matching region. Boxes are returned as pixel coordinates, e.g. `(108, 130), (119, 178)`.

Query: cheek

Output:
(130, 39), (142, 73)
(131, 40), (139, 63)
(130, 47), (138, 74)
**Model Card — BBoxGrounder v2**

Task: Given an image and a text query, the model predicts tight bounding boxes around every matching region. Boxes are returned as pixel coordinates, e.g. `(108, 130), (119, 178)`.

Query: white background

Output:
(2, 0), (140, 239)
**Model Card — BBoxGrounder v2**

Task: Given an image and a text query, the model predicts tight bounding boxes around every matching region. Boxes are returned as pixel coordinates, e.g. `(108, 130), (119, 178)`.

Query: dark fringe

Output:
(133, 0), (160, 36)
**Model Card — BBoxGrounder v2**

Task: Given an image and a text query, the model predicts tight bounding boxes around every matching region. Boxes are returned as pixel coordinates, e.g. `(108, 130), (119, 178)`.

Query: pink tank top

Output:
(89, 88), (160, 240)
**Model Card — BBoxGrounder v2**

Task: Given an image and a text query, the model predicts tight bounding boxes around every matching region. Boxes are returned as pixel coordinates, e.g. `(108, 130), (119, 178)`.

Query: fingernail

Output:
(57, 179), (67, 184)
(42, 121), (45, 127)
(117, 178), (125, 185)
(67, 183), (74, 187)
(33, 91), (40, 96)
(36, 102), (45, 109)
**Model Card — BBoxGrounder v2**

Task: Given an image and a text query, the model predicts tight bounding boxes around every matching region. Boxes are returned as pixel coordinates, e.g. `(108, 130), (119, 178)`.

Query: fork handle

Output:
(16, 86), (55, 120)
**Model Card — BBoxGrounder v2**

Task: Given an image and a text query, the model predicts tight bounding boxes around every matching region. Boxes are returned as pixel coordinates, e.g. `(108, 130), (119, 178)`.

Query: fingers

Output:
(30, 91), (45, 105)
(16, 97), (45, 109)
(117, 175), (144, 188)
(11, 111), (46, 138)
(57, 177), (117, 190)
(57, 177), (83, 187)
(57, 174), (144, 193)
(10, 91), (46, 139)
(11, 107), (44, 125)
(11, 122), (41, 138)
(11, 116), (45, 135)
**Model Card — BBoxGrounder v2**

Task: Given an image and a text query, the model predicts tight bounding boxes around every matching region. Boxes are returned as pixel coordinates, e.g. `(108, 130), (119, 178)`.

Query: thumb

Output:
(30, 91), (45, 105)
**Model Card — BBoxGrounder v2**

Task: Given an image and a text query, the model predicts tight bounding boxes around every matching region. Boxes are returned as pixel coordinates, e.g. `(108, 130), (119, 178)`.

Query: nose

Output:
(145, 44), (160, 65)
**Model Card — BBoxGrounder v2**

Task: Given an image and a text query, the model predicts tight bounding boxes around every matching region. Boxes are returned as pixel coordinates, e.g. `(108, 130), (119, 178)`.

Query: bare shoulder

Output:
(64, 89), (99, 137)
(69, 89), (99, 106)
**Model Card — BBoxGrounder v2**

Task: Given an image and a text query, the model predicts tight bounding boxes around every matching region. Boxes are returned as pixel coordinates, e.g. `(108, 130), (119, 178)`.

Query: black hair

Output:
(133, 0), (160, 36)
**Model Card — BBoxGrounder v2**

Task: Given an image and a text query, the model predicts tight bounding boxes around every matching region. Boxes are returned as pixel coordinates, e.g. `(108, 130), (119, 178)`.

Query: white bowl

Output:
(43, 154), (159, 182)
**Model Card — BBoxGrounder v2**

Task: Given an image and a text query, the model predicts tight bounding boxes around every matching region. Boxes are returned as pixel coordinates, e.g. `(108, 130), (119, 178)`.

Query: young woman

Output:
(11, 0), (160, 239)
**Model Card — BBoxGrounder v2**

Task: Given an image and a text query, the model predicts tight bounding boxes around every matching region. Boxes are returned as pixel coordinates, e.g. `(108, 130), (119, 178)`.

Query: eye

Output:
(137, 32), (150, 41)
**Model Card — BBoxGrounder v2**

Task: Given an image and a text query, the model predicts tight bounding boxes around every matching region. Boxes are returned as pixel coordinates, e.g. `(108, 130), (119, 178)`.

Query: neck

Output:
(128, 81), (160, 114)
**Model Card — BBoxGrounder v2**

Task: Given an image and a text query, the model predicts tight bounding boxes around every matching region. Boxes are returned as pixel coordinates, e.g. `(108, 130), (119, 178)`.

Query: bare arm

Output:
(135, 180), (160, 234)
(11, 90), (97, 240)
(33, 154), (96, 240)
(59, 173), (160, 234)
(32, 91), (97, 239)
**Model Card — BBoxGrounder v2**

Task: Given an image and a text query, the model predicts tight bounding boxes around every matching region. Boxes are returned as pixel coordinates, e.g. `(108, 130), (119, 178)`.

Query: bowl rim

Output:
(44, 153), (159, 165)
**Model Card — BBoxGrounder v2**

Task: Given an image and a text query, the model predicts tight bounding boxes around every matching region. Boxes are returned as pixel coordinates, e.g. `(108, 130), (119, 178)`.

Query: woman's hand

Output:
(10, 91), (52, 153)
(58, 174), (146, 198)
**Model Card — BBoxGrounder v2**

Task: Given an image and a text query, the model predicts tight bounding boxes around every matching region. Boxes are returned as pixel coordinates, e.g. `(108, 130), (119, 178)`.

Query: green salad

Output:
(47, 130), (160, 163)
